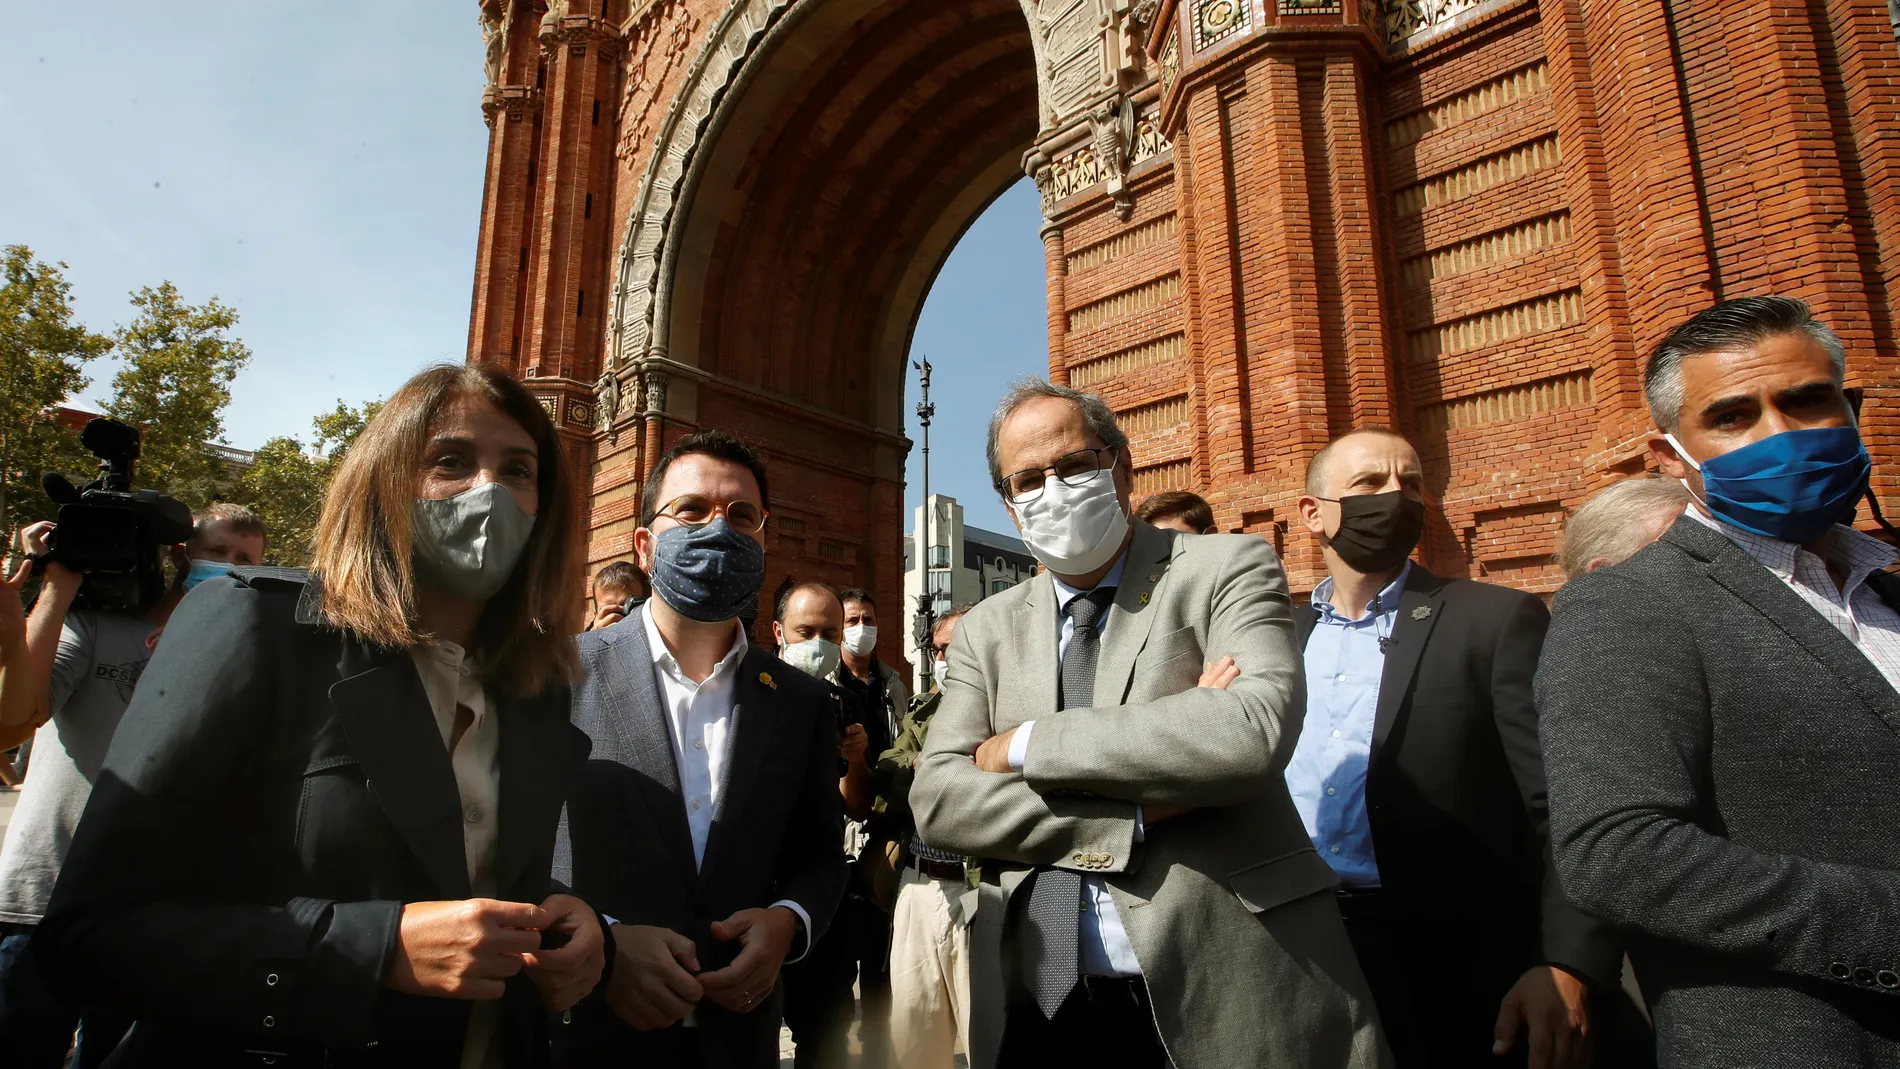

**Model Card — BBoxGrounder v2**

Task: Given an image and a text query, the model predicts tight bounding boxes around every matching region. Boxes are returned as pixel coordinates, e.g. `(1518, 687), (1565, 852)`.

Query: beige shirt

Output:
(410, 641), (503, 1069)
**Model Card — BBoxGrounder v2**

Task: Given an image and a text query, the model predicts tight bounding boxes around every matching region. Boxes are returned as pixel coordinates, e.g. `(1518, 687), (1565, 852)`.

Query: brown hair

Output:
(310, 364), (582, 697)
(1135, 490), (1214, 533)
(194, 502), (266, 540)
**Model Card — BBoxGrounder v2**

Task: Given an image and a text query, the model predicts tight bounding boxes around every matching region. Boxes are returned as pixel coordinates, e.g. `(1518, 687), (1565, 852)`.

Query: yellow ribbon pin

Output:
(759, 671), (777, 689)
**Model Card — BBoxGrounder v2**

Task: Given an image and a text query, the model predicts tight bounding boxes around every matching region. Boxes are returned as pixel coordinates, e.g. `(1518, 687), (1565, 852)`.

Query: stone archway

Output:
(469, 0), (1900, 634)
(576, 0), (1160, 653)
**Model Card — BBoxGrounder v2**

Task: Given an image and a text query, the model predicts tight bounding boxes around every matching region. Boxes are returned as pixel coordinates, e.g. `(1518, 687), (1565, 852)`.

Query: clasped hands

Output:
(385, 894), (605, 1012)
(604, 905), (799, 1030)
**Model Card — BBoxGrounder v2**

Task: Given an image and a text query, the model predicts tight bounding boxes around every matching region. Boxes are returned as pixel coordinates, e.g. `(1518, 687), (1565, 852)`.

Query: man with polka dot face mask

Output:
(555, 430), (846, 1069)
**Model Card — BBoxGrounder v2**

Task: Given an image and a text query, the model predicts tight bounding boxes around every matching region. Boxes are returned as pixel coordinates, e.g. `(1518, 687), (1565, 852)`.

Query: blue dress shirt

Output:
(1005, 553), (1144, 977)
(1285, 562), (1411, 889)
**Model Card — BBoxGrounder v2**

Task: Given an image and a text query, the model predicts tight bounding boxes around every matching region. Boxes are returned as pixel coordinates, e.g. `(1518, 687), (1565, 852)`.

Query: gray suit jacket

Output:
(550, 615), (846, 1069)
(913, 521), (1389, 1069)
(1538, 516), (1900, 1067)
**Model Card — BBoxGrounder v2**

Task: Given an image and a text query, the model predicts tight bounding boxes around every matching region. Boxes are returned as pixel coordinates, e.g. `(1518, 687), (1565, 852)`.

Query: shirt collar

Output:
(641, 600), (748, 681)
(1684, 507), (1897, 582)
(1050, 552), (1129, 610)
(1310, 561), (1412, 626)
(419, 638), (474, 675)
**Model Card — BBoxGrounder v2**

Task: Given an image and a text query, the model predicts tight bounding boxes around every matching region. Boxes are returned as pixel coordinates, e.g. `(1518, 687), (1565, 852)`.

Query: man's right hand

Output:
(384, 899), (551, 1000)
(840, 723), (869, 762)
(18, 522), (79, 592)
(604, 923), (703, 1030)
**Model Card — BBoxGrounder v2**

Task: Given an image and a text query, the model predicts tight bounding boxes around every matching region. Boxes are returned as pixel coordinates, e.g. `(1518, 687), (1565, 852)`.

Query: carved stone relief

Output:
(1160, 26), (1179, 100)
(1380, 0), (1484, 45)
(644, 370), (669, 415)
(616, 2), (698, 169)
(1035, 106), (1173, 213)
(595, 370), (621, 432)
(1280, 0), (1342, 11)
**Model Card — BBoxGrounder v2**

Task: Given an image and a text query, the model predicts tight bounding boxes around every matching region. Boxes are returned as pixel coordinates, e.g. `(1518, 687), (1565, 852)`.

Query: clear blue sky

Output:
(0, 2), (1045, 534)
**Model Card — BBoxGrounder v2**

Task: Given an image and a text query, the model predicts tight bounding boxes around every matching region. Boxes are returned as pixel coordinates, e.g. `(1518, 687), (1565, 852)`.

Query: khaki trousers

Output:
(888, 866), (972, 1068)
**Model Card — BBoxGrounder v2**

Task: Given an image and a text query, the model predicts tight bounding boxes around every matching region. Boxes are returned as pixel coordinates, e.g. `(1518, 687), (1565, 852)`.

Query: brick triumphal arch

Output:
(467, 0), (1900, 651)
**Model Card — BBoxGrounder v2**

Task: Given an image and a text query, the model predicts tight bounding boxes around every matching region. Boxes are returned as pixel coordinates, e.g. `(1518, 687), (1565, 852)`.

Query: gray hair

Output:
(985, 378), (1129, 492)
(1644, 296), (1846, 433)
(1558, 475), (1693, 579)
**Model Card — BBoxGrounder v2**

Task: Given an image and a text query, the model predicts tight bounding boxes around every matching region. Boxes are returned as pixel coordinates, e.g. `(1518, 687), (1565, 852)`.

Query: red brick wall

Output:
(470, 0), (1900, 614)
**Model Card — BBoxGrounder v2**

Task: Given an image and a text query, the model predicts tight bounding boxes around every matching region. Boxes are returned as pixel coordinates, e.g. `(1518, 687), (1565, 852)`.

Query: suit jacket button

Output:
(1830, 962), (1852, 981)
(263, 1015), (276, 1028)
(1854, 967), (1876, 985)
(1878, 970), (1899, 989)
(265, 973), (279, 987)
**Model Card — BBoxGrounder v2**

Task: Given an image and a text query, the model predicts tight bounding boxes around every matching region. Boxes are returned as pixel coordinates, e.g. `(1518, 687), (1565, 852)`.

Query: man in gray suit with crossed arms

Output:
(913, 380), (1388, 1069)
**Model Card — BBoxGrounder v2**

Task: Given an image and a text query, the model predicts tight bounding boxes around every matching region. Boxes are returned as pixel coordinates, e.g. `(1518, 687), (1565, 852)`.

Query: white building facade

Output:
(901, 493), (1038, 690)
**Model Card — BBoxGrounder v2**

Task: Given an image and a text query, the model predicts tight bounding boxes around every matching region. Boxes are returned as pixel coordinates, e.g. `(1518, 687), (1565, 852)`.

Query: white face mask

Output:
(933, 656), (948, 678)
(781, 637), (841, 680)
(842, 623), (878, 657)
(1012, 467), (1130, 576)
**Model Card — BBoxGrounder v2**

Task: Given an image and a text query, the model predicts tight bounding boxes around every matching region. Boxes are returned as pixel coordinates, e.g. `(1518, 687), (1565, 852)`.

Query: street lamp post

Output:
(912, 357), (938, 690)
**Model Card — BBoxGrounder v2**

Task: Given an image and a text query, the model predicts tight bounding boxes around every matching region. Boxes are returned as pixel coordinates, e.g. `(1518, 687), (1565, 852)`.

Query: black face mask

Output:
(1320, 491), (1424, 574)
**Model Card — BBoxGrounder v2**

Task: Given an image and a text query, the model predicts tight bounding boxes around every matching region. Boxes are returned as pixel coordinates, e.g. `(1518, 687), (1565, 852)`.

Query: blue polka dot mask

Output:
(649, 516), (766, 624)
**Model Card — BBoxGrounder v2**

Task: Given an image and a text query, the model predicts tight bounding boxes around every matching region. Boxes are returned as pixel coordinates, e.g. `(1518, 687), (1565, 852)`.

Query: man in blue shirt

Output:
(1289, 428), (1624, 1069)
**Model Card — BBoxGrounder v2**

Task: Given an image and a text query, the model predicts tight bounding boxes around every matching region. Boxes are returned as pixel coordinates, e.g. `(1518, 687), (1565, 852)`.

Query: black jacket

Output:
(551, 612), (846, 1069)
(1539, 517), (1900, 1066)
(1294, 566), (1622, 987)
(38, 569), (590, 1069)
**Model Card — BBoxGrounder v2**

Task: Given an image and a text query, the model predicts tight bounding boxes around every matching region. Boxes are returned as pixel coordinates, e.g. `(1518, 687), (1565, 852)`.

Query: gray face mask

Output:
(412, 482), (537, 602)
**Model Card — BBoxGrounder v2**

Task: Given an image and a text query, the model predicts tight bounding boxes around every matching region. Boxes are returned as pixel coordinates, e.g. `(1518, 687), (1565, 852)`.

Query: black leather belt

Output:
(910, 855), (966, 881)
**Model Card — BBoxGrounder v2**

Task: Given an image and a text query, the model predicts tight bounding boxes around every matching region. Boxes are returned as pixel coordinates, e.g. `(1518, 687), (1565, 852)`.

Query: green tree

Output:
(0, 247), (111, 553)
(105, 282), (251, 510)
(236, 399), (382, 566)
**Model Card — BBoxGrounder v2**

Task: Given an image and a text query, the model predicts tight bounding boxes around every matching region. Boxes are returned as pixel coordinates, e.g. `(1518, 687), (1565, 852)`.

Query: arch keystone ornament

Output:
(468, 0), (1900, 619)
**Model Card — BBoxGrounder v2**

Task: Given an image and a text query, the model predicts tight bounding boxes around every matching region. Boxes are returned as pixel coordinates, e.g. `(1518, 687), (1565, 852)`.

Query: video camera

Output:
(39, 418), (194, 615)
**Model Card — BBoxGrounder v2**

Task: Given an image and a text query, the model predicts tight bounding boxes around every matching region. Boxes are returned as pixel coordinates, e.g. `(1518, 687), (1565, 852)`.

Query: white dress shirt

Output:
(1005, 555), (1144, 978)
(1686, 509), (1900, 689)
(639, 604), (813, 959)
(409, 642), (503, 1069)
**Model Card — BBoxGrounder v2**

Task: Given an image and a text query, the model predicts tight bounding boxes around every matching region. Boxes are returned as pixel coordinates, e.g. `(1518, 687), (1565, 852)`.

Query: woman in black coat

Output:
(39, 365), (605, 1068)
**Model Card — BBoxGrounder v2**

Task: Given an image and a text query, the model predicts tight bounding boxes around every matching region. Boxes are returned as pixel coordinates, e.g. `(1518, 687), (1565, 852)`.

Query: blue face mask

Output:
(182, 559), (235, 592)
(648, 517), (765, 624)
(1665, 426), (1871, 544)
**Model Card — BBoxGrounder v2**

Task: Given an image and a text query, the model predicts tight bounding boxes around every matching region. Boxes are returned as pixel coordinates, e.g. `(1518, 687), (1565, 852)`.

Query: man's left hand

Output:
(521, 894), (607, 1012)
(974, 728), (1017, 773)
(697, 906), (797, 1014)
(1494, 964), (1591, 1069)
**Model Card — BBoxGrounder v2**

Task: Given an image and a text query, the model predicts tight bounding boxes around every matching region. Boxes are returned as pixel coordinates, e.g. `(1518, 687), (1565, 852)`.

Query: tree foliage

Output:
(105, 282), (251, 511)
(0, 247), (111, 551)
(235, 399), (383, 567)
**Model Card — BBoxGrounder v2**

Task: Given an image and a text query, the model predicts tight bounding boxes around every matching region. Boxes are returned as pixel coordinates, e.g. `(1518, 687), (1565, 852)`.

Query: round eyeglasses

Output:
(653, 494), (768, 534)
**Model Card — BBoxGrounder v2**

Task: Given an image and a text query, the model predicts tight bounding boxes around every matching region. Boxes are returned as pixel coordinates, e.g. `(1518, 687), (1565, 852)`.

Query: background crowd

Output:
(0, 294), (1894, 1069)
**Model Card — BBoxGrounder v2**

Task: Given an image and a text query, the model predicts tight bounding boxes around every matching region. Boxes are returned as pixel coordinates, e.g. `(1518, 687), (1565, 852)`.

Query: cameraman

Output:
(0, 503), (264, 1067)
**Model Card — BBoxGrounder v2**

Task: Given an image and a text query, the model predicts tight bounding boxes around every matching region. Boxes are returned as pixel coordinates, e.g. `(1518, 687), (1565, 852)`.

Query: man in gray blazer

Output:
(913, 379), (1388, 1069)
(1538, 297), (1900, 1067)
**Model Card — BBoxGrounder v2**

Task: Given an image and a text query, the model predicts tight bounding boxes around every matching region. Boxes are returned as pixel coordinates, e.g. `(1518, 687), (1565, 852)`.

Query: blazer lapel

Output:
(700, 649), (777, 883)
(1674, 521), (1900, 738)
(1094, 523), (1174, 707)
(600, 622), (699, 878)
(329, 641), (472, 899)
(495, 688), (591, 898)
(1013, 573), (1060, 722)
(1373, 566), (1446, 759)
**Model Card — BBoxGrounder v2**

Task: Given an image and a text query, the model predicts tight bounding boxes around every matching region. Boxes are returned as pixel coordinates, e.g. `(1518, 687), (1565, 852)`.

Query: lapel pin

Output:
(759, 671), (777, 689)
(1411, 605), (1433, 621)
(1139, 592), (1150, 605)
(1148, 573), (1160, 582)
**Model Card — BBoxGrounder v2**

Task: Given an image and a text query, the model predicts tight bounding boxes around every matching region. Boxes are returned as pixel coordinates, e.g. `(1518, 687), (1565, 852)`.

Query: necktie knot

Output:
(1065, 587), (1115, 629)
